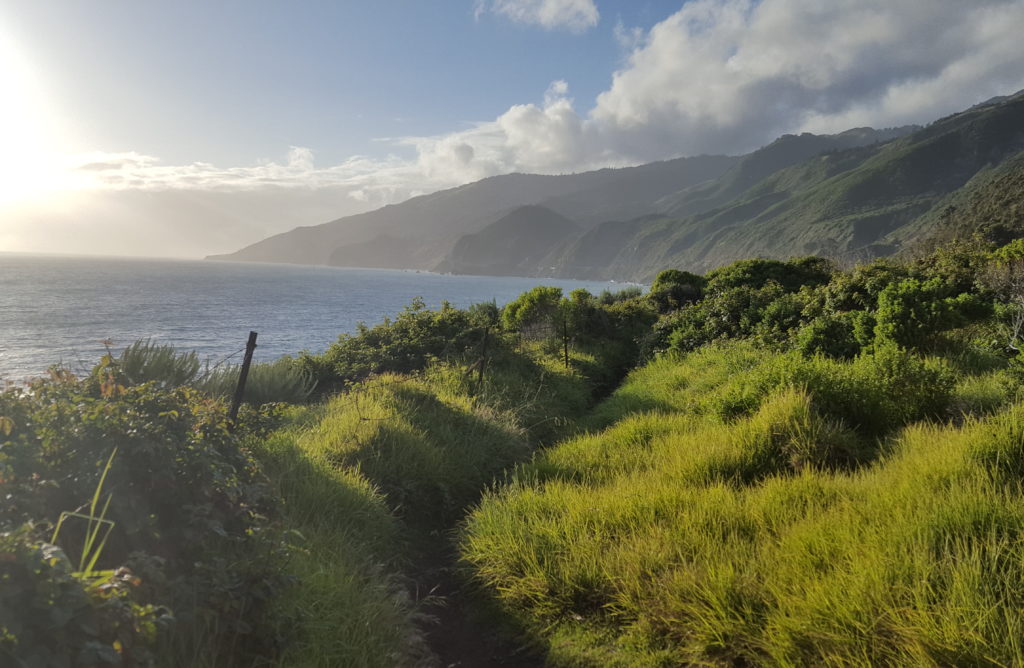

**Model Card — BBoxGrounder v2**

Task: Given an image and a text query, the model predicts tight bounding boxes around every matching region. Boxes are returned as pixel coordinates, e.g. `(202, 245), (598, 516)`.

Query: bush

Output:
(0, 374), (292, 666)
(663, 282), (788, 352)
(501, 286), (563, 339)
(794, 311), (872, 359)
(0, 526), (169, 667)
(705, 256), (832, 294)
(874, 277), (989, 350)
(306, 298), (496, 391)
(647, 269), (704, 312)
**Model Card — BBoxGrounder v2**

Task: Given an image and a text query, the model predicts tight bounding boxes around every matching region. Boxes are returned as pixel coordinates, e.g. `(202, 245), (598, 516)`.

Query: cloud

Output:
(438, 0), (1024, 173)
(612, 19), (644, 52)
(476, 0), (599, 32)
(586, 0), (1024, 158)
(54, 1), (1024, 193)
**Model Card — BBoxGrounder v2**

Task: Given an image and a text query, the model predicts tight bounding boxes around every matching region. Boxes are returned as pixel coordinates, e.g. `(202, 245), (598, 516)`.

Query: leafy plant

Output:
(51, 447), (118, 578)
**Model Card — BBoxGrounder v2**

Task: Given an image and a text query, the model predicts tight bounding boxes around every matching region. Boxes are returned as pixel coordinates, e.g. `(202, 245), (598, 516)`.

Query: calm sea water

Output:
(0, 254), (631, 381)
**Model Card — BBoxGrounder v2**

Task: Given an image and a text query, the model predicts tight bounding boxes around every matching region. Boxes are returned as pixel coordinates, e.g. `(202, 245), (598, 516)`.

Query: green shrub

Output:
(822, 258), (910, 312)
(0, 374), (292, 666)
(663, 282), (788, 352)
(501, 286), (563, 338)
(305, 298), (496, 392)
(874, 277), (989, 350)
(647, 269), (704, 312)
(598, 285), (644, 305)
(0, 525), (169, 667)
(705, 256), (832, 294)
(794, 311), (866, 359)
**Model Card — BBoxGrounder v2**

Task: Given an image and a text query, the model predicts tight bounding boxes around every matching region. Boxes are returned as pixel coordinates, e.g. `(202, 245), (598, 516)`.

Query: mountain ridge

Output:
(210, 91), (1024, 281)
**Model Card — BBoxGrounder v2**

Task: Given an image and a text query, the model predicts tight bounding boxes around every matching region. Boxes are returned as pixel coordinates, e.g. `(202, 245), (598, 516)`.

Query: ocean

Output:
(0, 254), (631, 381)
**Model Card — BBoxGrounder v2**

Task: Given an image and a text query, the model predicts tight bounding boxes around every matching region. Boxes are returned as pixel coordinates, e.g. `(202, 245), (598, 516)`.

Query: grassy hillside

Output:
(455, 241), (1024, 665)
(463, 352), (1024, 664)
(896, 150), (1024, 249)
(8, 237), (1024, 666)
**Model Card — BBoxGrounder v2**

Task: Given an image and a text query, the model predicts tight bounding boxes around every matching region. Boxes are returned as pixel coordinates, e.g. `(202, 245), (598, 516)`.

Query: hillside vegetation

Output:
(6, 233), (1024, 666)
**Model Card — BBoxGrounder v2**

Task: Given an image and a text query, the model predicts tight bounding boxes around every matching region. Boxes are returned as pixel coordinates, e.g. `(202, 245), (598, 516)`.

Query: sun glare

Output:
(0, 30), (76, 207)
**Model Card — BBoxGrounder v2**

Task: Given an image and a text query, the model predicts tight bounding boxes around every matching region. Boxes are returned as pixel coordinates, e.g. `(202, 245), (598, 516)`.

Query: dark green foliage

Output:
(823, 259), (911, 312)
(663, 281), (789, 352)
(0, 373), (292, 666)
(0, 526), (169, 667)
(563, 290), (658, 395)
(597, 285), (643, 304)
(647, 269), (705, 312)
(704, 256), (833, 294)
(306, 297), (497, 391)
(874, 277), (989, 350)
(795, 311), (872, 359)
(501, 286), (563, 338)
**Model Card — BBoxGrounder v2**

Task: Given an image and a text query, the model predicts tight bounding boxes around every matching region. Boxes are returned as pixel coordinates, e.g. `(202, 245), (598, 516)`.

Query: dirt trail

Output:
(414, 539), (544, 668)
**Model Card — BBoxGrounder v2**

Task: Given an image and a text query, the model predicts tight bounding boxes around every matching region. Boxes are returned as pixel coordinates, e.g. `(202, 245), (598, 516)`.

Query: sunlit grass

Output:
(461, 344), (1024, 665)
(248, 347), (593, 666)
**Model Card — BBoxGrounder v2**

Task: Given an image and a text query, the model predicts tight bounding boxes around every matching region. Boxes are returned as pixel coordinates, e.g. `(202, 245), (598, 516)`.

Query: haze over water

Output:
(0, 254), (628, 381)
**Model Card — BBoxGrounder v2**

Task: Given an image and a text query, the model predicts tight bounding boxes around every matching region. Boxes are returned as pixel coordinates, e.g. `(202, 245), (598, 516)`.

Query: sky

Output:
(1, 0), (1023, 258)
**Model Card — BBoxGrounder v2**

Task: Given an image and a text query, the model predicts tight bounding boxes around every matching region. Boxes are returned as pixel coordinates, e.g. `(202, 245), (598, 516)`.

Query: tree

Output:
(648, 269), (705, 312)
(502, 286), (564, 339)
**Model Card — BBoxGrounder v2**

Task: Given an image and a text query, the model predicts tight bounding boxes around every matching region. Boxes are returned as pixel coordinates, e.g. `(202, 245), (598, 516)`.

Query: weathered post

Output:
(477, 326), (490, 389)
(228, 331), (258, 431)
(562, 314), (569, 369)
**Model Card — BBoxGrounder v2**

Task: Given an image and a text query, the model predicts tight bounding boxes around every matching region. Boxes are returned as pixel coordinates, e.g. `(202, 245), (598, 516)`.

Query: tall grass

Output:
(460, 344), (1024, 665)
(587, 340), (954, 439)
(113, 339), (315, 404)
(251, 412), (433, 667)
(118, 339), (201, 387)
(199, 357), (316, 405)
(247, 347), (594, 666)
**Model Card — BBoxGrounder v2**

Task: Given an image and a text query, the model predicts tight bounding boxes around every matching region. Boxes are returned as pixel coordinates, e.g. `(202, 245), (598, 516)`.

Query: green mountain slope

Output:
(210, 91), (1024, 281)
(543, 90), (1024, 281)
(434, 205), (579, 276)
(206, 155), (735, 268)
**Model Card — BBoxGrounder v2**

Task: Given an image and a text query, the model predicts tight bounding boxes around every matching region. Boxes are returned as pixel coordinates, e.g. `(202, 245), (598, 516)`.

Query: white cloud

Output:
(51, 1), (1024, 196)
(612, 19), (644, 52)
(476, 0), (599, 32)
(451, 0), (1024, 171)
(589, 0), (1024, 158)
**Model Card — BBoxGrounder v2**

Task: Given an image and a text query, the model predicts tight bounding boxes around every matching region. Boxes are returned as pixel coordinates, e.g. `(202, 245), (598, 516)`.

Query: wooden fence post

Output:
(228, 331), (258, 431)
(563, 315), (569, 369)
(477, 326), (490, 389)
